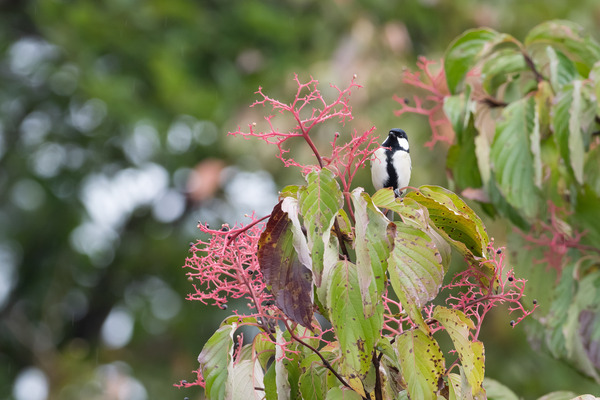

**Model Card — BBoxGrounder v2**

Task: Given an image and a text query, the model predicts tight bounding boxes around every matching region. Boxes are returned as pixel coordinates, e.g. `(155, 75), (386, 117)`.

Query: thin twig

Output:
(282, 319), (367, 399)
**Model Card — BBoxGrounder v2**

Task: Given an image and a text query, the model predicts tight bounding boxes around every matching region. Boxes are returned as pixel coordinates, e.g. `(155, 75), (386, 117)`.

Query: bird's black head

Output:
(384, 128), (409, 152)
(389, 128), (408, 140)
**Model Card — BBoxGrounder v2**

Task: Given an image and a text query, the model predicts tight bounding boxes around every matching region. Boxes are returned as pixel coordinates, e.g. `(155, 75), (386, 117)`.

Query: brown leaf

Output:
(258, 200), (313, 328)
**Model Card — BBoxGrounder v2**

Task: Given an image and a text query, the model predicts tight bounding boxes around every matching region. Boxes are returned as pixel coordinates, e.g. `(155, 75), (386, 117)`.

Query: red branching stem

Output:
(442, 243), (537, 340)
(327, 127), (380, 221)
(517, 200), (598, 275)
(229, 74), (362, 175)
(394, 57), (453, 148)
(225, 213), (271, 247)
(382, 290), (416, 336)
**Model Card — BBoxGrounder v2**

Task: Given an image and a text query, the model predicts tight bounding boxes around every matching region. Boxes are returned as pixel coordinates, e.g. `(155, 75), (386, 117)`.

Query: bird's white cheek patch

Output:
(398, 138), (409, 151)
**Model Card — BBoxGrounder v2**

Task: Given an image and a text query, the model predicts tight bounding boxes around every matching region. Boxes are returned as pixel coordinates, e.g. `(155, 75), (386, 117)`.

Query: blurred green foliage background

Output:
(1, 0), (599, 399)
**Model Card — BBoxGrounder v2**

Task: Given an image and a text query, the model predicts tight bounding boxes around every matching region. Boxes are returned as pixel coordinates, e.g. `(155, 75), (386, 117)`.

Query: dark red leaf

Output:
(258, 200), (313, 328)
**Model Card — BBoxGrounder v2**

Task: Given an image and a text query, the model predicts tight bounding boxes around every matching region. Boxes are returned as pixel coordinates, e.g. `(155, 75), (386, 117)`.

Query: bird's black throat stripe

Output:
(384, 147), (399, 190)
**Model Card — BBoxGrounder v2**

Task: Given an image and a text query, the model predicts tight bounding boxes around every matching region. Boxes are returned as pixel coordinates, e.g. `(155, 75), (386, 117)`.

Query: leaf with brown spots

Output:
(433, 306), (485, 396)
(387, 225), (445, 329)
(351, 188), (393, 317)
(299, 168), (343, 286)
(407, 185), (489, 259)
(327, 259), (383, 380)
(394, 329), (445, 400)
(258, 198), (313, 328)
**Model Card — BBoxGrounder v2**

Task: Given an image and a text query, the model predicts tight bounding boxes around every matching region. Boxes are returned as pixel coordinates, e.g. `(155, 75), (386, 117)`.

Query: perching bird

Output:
(370, 128), (412, 197)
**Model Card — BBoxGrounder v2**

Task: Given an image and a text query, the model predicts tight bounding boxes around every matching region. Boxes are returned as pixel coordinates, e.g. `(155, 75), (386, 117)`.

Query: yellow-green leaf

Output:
(394, 330), (445, 400)
(327, 260), (383, 379)
(433, 306), (485, 396)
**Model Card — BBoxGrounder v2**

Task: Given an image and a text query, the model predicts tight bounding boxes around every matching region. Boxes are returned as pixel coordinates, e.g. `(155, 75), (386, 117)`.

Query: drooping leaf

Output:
(325, 387), (363, 400)
(258, 199), (313, 328)
(573, 186), (600, 246)
(433, 306), (485, 395)
(407, 185), (489, 258)
(490, 96), (541, 220)
(351, 188), (393, 317)
(546, 46), (578, 91)
(299, 168), (343, 285)
(562, 269), (600, 382)
(481, 48), (528, 94)
(444, 28), (517, 94)
(552, 81), (593, 185)
(525, 20), (600, 77)
(394, 329), (445, 399)
(198, 323), (236, 400)
(444, 88), (483, 190)
(584, 145), (600, 197)
(231, 359), (265, 400)
(298, 354), (327, 400)
(534, 391), (581, 400)
(280, 184), (301, 199)
(276, 327), (292, 400)
(532, 81), (554, 188)
(486, 172), (530, 231)
(387, 225), (444, 329)
(264, 364), (277, 400)
(327, 260), (383, 380)
(253, 333), (275, 371)
(482, 378), (519, 400)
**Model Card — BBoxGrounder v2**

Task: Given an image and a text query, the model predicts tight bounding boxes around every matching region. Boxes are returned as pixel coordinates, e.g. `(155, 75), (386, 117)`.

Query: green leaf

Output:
(546, 46), (578, 90)
(481, 48), (528, 94)
(299, 168), (343, 285)
(276, 327), (292, 400)
(280, 184), (301, 199)
(525, 20), (600, 77)
(486, 172), (530, 230)
(573, 186), (600, 245)
(444, 28), (517, 94)
(584, 145), (600, 197)
(407, 185), (489, 258)
(563, 270), (600, 382)
(264, 364), (278, 400)
(387, 225), (444, 329)
(482, 378), (519, 400)
(351, 188), (392, 317)
(534, 392), (580, 400)
(532, 81), (554, 189)
(490, 96), (541, 219)
(327, 260), (383, 379)
(394, 330), (445, 399)
(444, 89), (483, 189)
(325, 387), (363, 400)
(198, 323), (236, 400)
(433, 307), (485, 395)
(371, 190), (452, 274)
(299, 354), (327, 400)
(231, 359), (265, 400)
(258, 199), (314, 328)
(253, 333), (275, 371)
(552, 81), (590, 185)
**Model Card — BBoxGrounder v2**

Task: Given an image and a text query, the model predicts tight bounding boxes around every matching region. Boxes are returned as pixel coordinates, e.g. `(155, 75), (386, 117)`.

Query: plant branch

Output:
(282, 319), (365, 398)
(372, 351), (384, 400)
(225, 213), (271, 246)
(522, 51), (544, 83)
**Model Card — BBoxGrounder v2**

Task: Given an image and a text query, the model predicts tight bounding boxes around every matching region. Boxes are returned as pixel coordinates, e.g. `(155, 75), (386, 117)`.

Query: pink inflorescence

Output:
(441, 242), (538, 339)
(394, 56), (453, 148)
(518, 200), (588, 275)
(183, 215), (273, 312)
(229, 74), (367, 175)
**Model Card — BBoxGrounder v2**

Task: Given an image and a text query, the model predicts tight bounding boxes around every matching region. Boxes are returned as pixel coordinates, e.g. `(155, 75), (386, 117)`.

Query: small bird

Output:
(370, 128), (412, 197)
